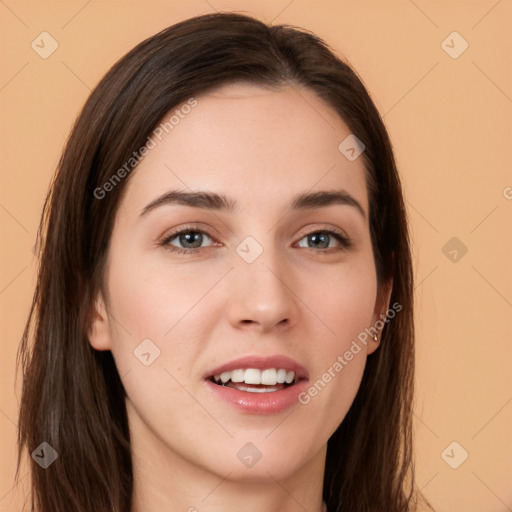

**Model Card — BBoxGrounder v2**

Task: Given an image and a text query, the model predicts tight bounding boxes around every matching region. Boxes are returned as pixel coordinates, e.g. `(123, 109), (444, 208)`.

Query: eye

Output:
(160, 225), (217, 255)
(159, 225), (352, 255)
(296, 230), (352, 253)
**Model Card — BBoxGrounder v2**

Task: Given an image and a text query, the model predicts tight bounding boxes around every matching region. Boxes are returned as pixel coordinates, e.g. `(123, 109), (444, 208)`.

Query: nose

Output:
(226, 245), (300, 334)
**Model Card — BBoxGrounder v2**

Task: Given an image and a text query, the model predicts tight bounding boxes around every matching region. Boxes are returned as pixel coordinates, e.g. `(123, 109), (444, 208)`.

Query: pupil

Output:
(180, 232), (202, 248)
(310, 233), (329, 249)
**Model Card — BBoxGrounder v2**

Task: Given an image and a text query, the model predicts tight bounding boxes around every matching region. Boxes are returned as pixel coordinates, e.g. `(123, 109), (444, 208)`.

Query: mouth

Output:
(208, 368), (300, 393)
(203, 355), (309, 414)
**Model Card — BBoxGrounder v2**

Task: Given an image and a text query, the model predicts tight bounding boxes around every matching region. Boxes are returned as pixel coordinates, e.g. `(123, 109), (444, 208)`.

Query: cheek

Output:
(302, 255), (378, 347)
(101, 248), (215, 400)
(102, 253), (211, 453)
(105, 247), (221, 345)
(296, 258), (377, 425)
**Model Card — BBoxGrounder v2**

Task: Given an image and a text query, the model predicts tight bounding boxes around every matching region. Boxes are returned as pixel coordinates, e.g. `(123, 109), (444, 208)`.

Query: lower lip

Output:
(204, 379), (309, 415)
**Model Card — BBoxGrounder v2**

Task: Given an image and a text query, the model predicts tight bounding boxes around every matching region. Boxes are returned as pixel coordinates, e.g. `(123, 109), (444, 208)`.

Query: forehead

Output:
(119, 83), (368, 217)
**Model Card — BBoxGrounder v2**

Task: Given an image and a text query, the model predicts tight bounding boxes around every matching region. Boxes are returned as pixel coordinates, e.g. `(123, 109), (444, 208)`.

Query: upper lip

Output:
(204, 354), (309, 380)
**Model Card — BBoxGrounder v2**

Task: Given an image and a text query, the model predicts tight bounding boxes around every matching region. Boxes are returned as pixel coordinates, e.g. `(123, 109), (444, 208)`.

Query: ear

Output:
(87, 291), (113, 351)
(366, 276), (393, 355)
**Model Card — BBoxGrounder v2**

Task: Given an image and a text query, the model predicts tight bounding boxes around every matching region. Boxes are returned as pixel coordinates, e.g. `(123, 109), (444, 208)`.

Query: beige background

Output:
(1, 1), (511, 510)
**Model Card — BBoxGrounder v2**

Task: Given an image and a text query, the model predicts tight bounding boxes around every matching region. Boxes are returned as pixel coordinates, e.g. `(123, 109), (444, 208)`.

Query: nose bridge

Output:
(227, 233), (298, 330)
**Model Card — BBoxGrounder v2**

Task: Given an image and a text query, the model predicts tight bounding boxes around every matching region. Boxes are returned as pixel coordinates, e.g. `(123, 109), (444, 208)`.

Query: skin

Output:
(88, 83), (392, 512)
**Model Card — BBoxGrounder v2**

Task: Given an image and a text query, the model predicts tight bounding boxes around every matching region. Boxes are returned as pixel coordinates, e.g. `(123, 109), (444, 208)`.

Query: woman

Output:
(16, 11), (434, 512)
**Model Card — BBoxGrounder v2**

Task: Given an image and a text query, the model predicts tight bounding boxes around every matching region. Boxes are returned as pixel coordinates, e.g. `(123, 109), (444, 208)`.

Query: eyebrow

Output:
(139, 189), (366, 220)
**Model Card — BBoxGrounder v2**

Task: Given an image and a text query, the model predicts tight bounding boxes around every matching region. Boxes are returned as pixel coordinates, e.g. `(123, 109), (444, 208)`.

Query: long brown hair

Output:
(16, 11), (433, 512)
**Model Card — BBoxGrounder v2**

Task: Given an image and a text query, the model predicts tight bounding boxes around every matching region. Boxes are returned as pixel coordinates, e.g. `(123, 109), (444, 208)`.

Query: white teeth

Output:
(261, 369), (277, 385)
(211, 368), (296, 386)
(244, 368), (261, 385)
(235, 385), (280, 393)
(276, 368), (287, 384)
(230, 369), (245, 383)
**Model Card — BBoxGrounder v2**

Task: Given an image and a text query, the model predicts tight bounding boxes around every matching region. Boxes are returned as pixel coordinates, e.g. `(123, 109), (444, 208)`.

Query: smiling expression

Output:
(88, 82), (391, 482)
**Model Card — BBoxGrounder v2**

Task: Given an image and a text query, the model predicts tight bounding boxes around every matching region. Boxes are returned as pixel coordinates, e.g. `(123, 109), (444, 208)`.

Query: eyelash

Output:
(159, 223), (352, 256)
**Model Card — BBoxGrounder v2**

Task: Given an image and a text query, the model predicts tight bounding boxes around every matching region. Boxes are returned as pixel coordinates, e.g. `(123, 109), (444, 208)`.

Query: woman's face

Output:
(89, 83), (391, 482)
